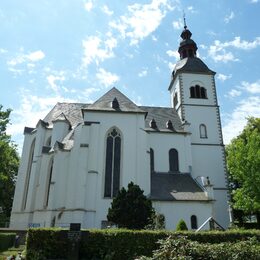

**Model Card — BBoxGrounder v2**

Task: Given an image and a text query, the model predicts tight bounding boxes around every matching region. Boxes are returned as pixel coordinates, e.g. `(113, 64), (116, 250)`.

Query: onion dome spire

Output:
(178, 16), (198, 60)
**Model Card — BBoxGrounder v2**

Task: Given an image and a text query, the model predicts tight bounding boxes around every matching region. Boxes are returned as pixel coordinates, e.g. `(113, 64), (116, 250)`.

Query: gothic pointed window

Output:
(22, 138), (35, 210)
(191, 215), (198, 229)
(169, 148), (179, 172)
(44, 159), (54, 208)
(199, 124), (207, 138)
(104, 128), (121, 198)
(150, 148), (154, 173)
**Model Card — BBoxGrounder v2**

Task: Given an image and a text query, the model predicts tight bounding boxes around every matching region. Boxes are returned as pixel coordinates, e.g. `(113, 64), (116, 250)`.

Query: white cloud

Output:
(209, 48), (237, 63)
(7, 89), (78, 152)
(217, 73), (232, 81)
(250, 0), (259, 3)
(222, 96), (260, 144)
(84, 0), (93, 11)
(166, 49), (179, 60)
(82, 87), (100, 97)
(96, 68), (119, 88)
(224, 11), (235, 23)
(214, 37), (260, 51)
(241, 80), (260, 94)
(102, 5), (113, 16)
(109, 0), (177, 45)
(225, 89), (242, 99)
(209, 36), (260, 63)
(172, 18), (183, 30)
(7, 50), (45, 66)
(168, 62), (175, 71)
(47, 74), (66, 92)
(27, 50), (45, 62)
(187, 6), (196, 13)
(152, 35), (158, 41)
(138, 69), (148, 77)
(82, 35), (117, 66)
(0, 48), (7, 54)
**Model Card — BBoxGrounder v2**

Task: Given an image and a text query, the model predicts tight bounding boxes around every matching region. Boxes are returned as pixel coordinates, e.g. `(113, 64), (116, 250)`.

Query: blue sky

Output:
(1, 0), (260, 153)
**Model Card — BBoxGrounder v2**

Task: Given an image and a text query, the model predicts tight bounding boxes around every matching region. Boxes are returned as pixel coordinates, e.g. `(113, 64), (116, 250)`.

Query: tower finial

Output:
(183, 10), (187, 29)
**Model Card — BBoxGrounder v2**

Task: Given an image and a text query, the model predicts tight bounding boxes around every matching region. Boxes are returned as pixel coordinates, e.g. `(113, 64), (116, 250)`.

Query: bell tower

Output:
(168, 22), (230, 228)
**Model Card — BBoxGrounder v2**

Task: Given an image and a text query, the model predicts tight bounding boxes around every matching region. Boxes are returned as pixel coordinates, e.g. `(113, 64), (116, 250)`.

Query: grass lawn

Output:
(0, 245), (25, 260)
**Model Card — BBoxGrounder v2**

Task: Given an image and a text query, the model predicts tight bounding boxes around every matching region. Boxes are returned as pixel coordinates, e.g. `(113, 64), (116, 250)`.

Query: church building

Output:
(10, 25), (230, 230)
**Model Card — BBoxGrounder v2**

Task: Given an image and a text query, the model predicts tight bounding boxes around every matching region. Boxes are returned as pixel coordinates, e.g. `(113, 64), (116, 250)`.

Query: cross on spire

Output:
(183, 11), (187, 29)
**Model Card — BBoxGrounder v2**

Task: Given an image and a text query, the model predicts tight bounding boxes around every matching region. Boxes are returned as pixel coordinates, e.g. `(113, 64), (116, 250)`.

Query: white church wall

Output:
(33, 153), (51, 210)
(191, 145), (226, 187)
(52, 151), (70, 210)
(11, 133), (35, 213)
(43, 129), (52, 146)
(148, 132), (192, 173)
(25, 124), (47, 212)
(212, 190), (230, 229)
(181, 74), (216, 106)
(170, 79), (180, 106)
(153, 201), (213, 230)
(51, 120), (70, 147)
(83, 111), (149, 194)
(185, 106), (221, 144)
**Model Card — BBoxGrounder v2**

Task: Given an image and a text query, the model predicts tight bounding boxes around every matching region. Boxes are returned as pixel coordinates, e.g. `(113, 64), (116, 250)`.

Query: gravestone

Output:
(68, 223), (81, 260)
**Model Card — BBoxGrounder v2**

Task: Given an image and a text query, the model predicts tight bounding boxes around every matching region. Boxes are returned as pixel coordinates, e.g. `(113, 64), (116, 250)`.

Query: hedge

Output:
(26, 228), (260, 260)
(138, 235), (260, 260)
(0, 233), (16, 252)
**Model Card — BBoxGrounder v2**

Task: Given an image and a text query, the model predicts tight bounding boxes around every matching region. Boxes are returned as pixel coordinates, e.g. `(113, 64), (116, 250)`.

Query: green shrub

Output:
(176, 219), (188, 231)
(79, 229), (168, 259)
(0, 233), (16, 251)
(138, 236), (260, 260)
(107, 182), (154, 229)
(26, 228), (260, 260)
(26, 228), (69, 259)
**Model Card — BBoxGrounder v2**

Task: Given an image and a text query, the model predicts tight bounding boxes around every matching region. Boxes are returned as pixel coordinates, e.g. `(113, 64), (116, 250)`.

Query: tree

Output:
(176, 219), (188, 231)
(107, 182), (154, 229)
(146, 212), (165, 230)
(0, 105), (19, 225)
(226, 117), (260, 225)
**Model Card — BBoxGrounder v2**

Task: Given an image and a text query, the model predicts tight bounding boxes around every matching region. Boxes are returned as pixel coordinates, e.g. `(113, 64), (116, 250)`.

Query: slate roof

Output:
(150, 173), (210, 201)
(83, 87), (146, 113)
(169, 57), (215, 90)
(43, 102), (88, 127)
(140, 106), (184, 132)
(39, 88), (184, 133)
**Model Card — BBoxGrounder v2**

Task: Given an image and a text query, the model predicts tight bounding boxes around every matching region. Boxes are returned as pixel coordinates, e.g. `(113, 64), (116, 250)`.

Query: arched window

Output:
(190, 85), (207, 99)
(22, 138), (35, 210)
(169, 148), (179, 172)
(190, 86), (195, 98)
(195, 85), (200, 97)
(44, 159), (54, 208)
(191, 215), (198, 229)
(104, 128), (121, 198)
(201, 87), (207, 99)
(173, 92), (178, 107)
(150, 148), (154, 173)
(199, 124), (207, 138)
